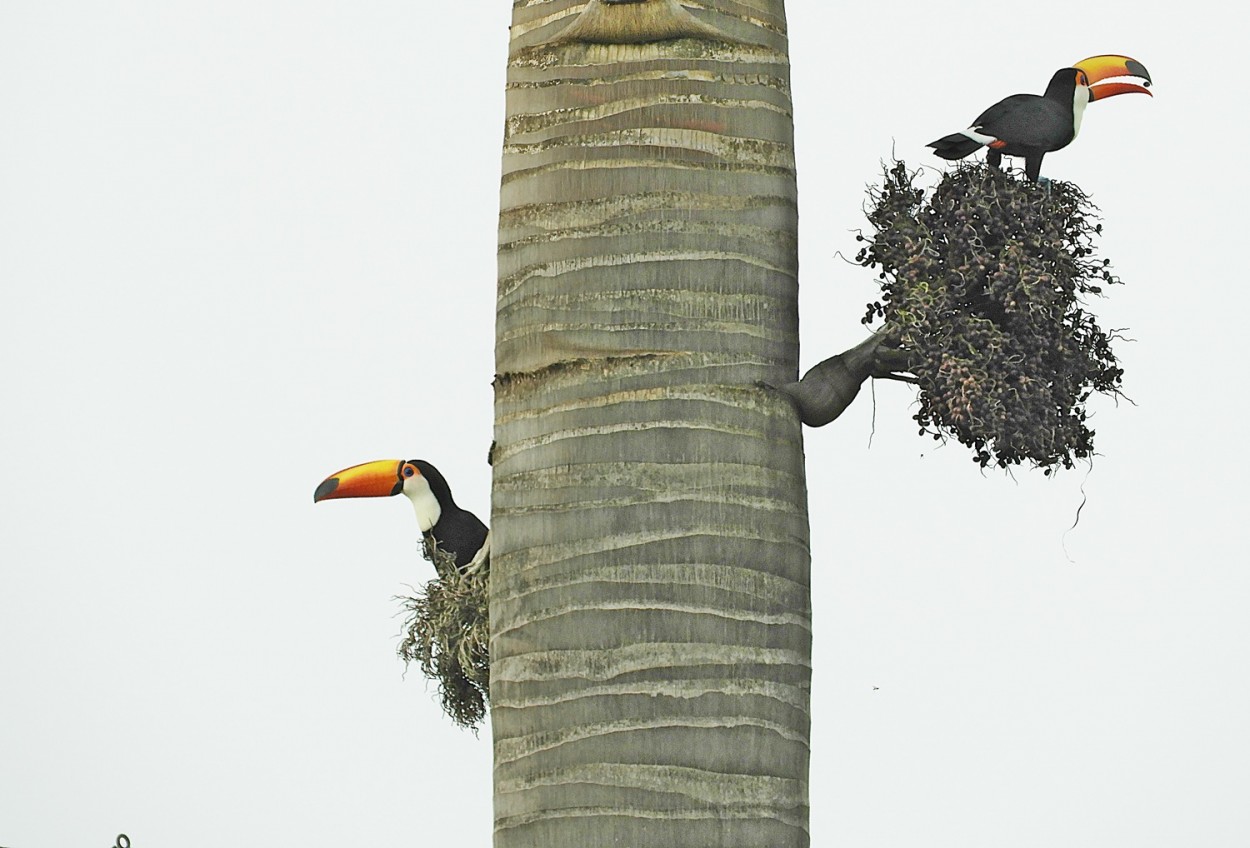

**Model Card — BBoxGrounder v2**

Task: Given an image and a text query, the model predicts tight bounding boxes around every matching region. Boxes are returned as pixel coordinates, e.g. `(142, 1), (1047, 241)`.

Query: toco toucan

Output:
(928, 54), (1152, 181)
(314, 459), (489, 576)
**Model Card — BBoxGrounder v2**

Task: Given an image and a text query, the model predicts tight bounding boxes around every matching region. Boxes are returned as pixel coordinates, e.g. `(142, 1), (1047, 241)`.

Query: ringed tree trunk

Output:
(492, 2), (810, 845)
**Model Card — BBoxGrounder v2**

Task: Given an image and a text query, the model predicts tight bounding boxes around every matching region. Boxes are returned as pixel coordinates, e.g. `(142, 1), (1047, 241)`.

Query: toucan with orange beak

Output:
(314, 459), (489, 576)
(928, 55), (1152, 181)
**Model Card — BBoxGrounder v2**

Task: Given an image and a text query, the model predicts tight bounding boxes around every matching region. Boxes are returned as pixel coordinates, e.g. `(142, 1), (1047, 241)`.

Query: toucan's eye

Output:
(1078, 72), (1088, 86)
(403, 465), (416, 478)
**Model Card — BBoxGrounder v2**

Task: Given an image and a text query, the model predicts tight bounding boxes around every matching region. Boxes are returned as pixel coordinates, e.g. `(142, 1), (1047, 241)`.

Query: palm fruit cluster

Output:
(859, 161), (1125, 472)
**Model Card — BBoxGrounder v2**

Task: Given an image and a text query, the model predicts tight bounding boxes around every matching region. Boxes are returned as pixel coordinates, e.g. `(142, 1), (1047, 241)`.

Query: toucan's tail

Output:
(927, 133), (983, 161)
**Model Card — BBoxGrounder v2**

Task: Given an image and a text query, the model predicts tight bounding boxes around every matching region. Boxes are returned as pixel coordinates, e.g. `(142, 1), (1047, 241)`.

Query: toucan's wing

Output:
(435, 506), (490, 570)
(971, 94), (1069, 149)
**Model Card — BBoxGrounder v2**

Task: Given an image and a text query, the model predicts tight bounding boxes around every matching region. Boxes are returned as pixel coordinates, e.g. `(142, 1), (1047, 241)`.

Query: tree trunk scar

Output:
(551, 0), (743, 46)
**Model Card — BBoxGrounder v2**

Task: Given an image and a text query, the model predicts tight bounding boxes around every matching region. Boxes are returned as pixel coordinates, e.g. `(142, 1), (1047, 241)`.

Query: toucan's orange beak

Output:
(1074, 54), (1152, 100)
(314, 459), (404, 502)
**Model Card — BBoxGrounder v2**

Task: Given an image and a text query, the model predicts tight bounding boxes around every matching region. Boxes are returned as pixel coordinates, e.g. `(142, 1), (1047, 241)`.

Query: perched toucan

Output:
(314, 459), (490, 575)
(928, 55), (1152, 181)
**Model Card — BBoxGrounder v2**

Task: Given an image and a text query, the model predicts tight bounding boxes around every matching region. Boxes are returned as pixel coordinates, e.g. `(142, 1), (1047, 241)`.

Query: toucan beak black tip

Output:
(1126, 59), (1152, 85)
(313, 477), (339, 503)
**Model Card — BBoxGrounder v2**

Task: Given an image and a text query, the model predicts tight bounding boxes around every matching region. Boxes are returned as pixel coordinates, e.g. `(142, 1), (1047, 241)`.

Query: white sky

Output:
(2, 2), (1246, 846)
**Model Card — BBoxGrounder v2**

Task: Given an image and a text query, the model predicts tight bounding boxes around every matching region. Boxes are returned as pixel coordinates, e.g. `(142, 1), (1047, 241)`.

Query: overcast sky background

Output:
(3, 2), (1247, 846)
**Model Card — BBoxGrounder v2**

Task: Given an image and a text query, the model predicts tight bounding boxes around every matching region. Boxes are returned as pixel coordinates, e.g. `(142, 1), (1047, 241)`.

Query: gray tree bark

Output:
(492, 2), (810, 844)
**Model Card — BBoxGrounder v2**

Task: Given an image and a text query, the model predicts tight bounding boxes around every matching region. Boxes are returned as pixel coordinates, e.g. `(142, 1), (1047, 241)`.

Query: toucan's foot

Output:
(462, 530), (491, 576)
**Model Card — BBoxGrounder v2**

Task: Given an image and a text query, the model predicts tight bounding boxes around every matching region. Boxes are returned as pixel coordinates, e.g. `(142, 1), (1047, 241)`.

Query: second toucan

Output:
(928, 54), (1152, 181)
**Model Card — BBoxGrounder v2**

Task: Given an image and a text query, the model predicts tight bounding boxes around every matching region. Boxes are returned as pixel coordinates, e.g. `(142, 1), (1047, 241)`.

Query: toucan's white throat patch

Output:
(1071, 85), (1090, 139)
(403, 475), (441, 531)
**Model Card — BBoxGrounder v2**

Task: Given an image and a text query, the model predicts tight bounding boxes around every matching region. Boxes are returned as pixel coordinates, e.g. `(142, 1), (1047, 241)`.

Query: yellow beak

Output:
(1074, 54), (1153, 100)
(313, 459), (405, 502)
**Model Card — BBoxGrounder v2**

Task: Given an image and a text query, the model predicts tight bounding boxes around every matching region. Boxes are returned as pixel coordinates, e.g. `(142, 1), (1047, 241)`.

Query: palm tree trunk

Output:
(492, 2), (809, 844)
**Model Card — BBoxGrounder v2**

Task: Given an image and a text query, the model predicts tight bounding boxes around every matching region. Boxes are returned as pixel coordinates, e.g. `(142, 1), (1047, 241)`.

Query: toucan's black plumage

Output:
(314, 458), (490, 575)
(928, 55), (1152, 181)
(409, 460), (489, 572)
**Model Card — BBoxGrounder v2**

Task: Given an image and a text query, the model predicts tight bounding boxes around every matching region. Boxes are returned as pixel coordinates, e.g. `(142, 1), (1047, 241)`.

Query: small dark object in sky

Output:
(859, 161), (1126, 472)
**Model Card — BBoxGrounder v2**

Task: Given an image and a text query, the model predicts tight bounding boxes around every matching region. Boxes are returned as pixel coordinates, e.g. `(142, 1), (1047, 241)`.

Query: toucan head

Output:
(1072, 54), (1152, 101)
(314, 459), (448, 532)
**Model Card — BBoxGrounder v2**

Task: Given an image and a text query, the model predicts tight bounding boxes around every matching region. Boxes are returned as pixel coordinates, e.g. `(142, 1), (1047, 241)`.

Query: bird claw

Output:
(462, 529), (491, 576)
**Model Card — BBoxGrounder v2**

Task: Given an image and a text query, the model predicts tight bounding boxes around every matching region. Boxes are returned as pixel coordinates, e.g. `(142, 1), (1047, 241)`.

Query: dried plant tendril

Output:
(396, 537), (490, 729)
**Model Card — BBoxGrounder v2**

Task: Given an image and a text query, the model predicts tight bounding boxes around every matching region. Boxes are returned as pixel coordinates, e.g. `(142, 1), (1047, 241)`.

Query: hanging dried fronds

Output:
(396, 538), (490, 729)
